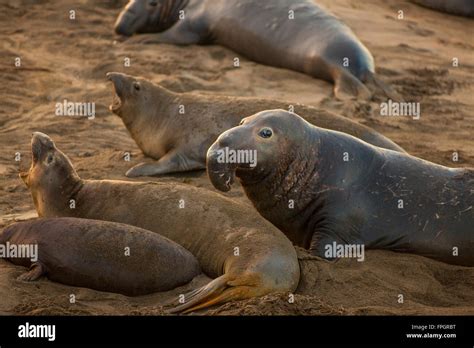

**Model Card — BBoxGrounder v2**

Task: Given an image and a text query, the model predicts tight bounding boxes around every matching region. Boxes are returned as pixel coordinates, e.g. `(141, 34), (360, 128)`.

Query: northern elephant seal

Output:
(107, 72), (404, 177)
(113, 0), (400, 100)
(207, 110), (474, 266)
(1, 217), (200, 296)
(20, 132), (300, 312)
(411, 0), (474, 18)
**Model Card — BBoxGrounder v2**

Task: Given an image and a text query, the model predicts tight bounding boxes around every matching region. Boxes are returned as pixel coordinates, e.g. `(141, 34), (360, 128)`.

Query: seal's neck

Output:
(239, 127), (381, 248)
(240, 142), (321, 215)
(154, 0), (190, 32)
(241, 128), (351, 229)
(238, 136), (322, 246)
(33, 175), (84, 218)
(121, 84), (177, 141)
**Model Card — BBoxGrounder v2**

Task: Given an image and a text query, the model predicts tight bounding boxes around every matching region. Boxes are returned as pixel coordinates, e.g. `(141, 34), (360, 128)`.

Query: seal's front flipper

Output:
(127, 24), (202, 45)
(333, 69), (372, 101)
(17, 262), (45, 282)
(125, 152), (204, 177)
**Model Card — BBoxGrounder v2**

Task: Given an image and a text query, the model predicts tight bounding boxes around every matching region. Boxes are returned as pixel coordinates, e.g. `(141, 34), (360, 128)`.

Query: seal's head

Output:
(20, 132), (81, 216)
(114, 0), (188, 36)
(207, 109), (312, 192)
(107, 72), (161, 120)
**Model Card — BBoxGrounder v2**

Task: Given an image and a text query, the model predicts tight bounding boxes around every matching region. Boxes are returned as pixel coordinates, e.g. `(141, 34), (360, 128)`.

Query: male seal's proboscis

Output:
(107, 72), (404, 177)
(113, 0), (400, 100)
(20, 132), (300, 313)
(207, 110), (474, 266)
(1, 218), (200, 296)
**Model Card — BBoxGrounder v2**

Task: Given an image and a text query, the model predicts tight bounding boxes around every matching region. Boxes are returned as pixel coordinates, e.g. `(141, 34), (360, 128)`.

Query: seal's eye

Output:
(258, 128), (273, 139)
(239, 119), (245, 126)
(133, 82), (141, 91)
(46, 154), (54, 164)
(149, 0), (158, 6)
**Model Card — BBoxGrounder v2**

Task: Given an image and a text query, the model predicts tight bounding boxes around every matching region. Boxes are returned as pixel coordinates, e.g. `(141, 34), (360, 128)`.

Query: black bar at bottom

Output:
(0, 315), (472, 345)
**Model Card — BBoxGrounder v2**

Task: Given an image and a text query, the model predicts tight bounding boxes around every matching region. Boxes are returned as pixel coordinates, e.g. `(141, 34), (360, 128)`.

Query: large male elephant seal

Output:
(411, 0), (474, 18)
(107, 72), (404, 177)
(1, 218), (200, 296)
(113, 0), (400, 99)
(207, 110), (474, 266)
(19, 132), (300, 313)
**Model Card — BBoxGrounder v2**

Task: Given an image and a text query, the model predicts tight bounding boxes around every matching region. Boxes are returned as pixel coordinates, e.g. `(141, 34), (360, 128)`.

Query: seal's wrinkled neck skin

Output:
(21, 132), (83, 217)
(114, 0), (190, 36)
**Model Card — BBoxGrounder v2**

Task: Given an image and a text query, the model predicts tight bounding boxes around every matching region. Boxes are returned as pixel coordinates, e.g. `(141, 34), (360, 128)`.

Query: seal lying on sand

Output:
(20, 132), (300, 312)
(207, 110), (474, 266)
(113, 0), (400, 99)
(107, 72), (404, 177)
(1, 218), (200, 296)
(411, 0), (474, 18)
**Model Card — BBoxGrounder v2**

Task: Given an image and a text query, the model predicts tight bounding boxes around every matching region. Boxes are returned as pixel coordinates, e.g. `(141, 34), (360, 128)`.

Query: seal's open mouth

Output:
(106, 72), (124, 113)
(110, 88), (122, 112)
(31, 137), (42, 162)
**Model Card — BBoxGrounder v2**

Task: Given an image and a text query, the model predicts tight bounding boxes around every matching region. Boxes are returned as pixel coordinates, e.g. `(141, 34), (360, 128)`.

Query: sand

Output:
(0, 0), (473, 315)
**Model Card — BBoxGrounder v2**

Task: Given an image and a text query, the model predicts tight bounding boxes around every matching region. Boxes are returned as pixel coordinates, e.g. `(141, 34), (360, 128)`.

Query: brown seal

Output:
(20, 132), (300, 313)
(207, 110), (474, 266)
(113, 0), (400, 99)
(107, 72), (404, 177)
(1, 217), (200, 296)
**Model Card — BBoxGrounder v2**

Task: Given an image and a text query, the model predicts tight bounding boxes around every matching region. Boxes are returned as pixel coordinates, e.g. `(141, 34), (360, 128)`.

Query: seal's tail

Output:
(166, 274), (258, 313)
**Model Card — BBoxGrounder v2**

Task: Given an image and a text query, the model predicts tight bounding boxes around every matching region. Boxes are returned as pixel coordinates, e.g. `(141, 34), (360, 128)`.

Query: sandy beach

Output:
(0, 0), (473, 315)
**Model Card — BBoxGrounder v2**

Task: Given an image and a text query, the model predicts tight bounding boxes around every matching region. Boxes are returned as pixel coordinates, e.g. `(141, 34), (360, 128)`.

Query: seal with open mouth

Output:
(20, 132), (300, 313)
(106, 72), (404, 177)
(207, 109), (474, 266)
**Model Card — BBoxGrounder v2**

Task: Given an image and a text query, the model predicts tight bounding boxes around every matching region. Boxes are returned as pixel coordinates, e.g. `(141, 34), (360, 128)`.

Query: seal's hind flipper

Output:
(17, 262), (44, 282)
(333, 68), (372, 100)
(364, 72), (403, 102)
(167, 276), (229, 313)
(167, 274), (257, 313)
(181, 286), (250, 313)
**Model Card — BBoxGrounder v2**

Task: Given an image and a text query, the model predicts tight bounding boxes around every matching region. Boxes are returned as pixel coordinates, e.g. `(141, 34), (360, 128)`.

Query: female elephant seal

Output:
(207, 110), (474, 266)
(114, 0), (399, 99)
(107, 72), (404, 177)
(20, 132), (300, 313)
(1, 218), (200, 296)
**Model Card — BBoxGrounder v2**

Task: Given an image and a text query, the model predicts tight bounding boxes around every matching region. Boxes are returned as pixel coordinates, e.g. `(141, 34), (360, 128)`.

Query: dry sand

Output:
(0, 0), (473, 315)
